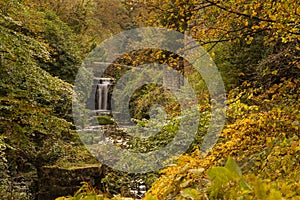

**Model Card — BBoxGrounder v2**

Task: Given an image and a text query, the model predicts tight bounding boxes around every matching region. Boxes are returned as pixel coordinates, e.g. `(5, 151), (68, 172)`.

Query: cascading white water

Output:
(95, 78), (113, 111)
(97, 83), (108, 110)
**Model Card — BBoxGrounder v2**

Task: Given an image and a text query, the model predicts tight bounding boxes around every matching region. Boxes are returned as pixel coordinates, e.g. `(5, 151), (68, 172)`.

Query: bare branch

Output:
(205, 0), (276, 23)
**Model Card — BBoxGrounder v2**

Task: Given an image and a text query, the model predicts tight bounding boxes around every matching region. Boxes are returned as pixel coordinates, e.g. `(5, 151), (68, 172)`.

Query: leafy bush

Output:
(207, 157), (299, 199)
(144, 78), (300, 199)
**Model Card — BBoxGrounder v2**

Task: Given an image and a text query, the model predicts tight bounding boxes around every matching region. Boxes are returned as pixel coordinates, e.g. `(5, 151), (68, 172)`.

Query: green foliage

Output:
(206, 157), (300, 199)
(179, 188), (201, 200)
(37, 10), (82, 84)
(1, 0), (82, 84)
(0, 0), (80, 189)
(212, 34), (270, 90)
(33, 0), (134, 52)
(207, 157), (251, 199)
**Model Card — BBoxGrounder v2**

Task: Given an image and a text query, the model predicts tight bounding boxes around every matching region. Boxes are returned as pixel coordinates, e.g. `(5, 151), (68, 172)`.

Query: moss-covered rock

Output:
(95, 115), (116, 125)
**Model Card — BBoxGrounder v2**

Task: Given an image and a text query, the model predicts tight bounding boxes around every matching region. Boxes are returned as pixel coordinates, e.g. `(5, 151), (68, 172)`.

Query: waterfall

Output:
(97, 83), (108, 110)
(95, 78), (113, 111)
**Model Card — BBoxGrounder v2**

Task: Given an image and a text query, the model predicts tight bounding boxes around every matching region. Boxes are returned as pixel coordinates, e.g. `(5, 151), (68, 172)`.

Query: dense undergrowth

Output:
(144, 78), (300, 199)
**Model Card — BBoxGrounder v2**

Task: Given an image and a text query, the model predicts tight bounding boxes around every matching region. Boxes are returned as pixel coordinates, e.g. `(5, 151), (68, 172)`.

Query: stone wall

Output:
(37, 164), (103, 200)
